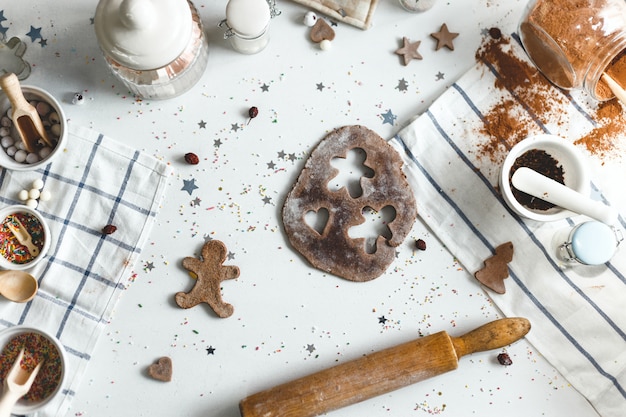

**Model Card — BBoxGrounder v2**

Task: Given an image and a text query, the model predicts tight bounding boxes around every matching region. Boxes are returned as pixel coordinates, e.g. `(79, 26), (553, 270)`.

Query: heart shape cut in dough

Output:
(282, 125), (417, 282)
(148, 356), (173, 382)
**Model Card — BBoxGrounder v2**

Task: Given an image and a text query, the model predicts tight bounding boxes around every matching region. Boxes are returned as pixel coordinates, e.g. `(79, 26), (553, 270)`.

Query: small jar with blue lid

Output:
(557, 221), (623, 266)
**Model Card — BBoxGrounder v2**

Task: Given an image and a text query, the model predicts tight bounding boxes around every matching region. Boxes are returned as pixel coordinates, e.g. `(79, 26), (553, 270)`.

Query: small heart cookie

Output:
(310, 19), (335, 43)
(148, 356), (173, 382)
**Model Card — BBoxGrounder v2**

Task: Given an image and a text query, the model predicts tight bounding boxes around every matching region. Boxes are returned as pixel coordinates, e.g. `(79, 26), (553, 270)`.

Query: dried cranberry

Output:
(416, 238), (427, 251)
(247, 106), (259, 124)
(184, 152), (199, 165)
(497, 352), (513, 366)
(102, 224), (117, 235)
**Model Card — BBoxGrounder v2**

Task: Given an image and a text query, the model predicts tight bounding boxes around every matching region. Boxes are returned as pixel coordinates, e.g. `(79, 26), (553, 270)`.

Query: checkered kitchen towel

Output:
(391, 34), (626, 417)
(0, 124), (171, 416)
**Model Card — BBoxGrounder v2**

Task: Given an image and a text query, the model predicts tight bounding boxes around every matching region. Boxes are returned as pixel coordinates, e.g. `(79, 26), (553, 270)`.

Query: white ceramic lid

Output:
(94, 0), (192, 70)
(226, 0), (271, 37)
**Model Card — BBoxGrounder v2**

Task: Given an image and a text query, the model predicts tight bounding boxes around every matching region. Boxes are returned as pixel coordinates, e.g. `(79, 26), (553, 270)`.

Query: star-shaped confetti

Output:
(214, 139), (222, 148)
(306, 344), (316, 353)
(435, 71), (445, 80)
(144, 261), (155, 271)
(396, 78), (409, 92)
(206, 346), (216, 355)
(198, 120), (207, 128)
(267, 161), (276, 169)
(316, 82), (325, 91)
(378, 316), (388, 324)
(181, 178), (199, 195)
(26, 26), (42, 42)
(277, 150), (286, 159)
(260, 83), (270, 92)
(231, 123), (240, 132)
(191, 197), (201, 207)
(431, 23), (459, 51)
(395, 37), (422, 66)
(381, 109), (397, 126)
(262, 196), (272, 205)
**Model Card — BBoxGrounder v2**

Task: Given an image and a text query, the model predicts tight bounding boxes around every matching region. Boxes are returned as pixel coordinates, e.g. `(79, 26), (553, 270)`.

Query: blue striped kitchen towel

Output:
(391, 34), (626, 417)
(0, 124), (171, 416)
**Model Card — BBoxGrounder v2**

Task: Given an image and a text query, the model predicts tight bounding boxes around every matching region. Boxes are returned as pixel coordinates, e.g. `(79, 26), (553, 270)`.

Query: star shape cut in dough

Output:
(431, 24), (459, 51)
(395, 37), (422, 66)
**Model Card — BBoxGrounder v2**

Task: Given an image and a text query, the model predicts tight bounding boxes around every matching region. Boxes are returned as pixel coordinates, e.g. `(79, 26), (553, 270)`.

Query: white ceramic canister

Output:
(220, 0), (279, 55)
(94, 0), (209, 99)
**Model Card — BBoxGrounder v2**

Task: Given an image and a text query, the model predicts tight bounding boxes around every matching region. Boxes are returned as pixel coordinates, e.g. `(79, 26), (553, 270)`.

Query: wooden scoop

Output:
(0, 348), (42, 417)
(0, 72), (51, 153)
(240, 317), (531, 417)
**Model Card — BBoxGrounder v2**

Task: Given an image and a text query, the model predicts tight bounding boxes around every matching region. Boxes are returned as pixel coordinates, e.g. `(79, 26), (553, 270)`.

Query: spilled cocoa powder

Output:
(474, 30), (625, 163)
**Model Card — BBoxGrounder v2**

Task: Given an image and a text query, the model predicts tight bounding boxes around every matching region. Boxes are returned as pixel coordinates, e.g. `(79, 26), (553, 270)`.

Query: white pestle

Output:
(511, 167), (618, 226)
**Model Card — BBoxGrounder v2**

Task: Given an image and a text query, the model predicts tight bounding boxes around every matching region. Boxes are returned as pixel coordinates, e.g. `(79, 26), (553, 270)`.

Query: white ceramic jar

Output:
(94, 0), (209, 99)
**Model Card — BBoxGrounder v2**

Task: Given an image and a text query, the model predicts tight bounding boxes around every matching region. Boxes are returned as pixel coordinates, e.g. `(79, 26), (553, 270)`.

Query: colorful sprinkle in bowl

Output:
(500, 134), (590, 222)
(0, 325), (66, 415)
(0, 205), (50, 270)
(0, 84), (67, 171)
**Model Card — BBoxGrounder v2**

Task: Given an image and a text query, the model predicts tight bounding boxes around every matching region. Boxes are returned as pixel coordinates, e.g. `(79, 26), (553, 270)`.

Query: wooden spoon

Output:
(0, 72), (52, 153)
(0, 270), (38, 303)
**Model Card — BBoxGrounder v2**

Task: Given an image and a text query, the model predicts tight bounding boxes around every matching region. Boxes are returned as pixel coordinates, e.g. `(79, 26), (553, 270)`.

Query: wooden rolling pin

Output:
(239, 317), (530, 417)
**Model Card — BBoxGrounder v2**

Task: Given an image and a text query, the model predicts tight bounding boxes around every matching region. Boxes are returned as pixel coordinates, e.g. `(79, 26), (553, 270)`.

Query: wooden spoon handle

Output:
(0, 72), (30, 110)
(239, 318), (530, 417)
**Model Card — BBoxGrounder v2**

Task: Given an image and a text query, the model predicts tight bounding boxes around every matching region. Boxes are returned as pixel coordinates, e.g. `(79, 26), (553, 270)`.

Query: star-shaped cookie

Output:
(395, 37), (422, 66)
(431, 24), (459, 51)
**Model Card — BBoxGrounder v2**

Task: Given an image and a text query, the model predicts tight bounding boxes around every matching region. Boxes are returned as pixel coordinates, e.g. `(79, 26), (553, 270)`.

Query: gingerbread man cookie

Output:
(175, 240), (240, 318)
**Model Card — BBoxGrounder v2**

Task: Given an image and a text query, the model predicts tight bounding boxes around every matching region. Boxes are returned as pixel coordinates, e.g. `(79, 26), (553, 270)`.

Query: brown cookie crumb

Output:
(474, 242), (514, 294)
(148, 356), (172, 382)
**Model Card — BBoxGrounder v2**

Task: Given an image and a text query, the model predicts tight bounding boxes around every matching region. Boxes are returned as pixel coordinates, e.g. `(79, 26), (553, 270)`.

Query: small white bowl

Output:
(500, 134), (590, 222)
(0, 325), (67, 415)
(0, 205), (50, 270)
(0, 85), (67, 171)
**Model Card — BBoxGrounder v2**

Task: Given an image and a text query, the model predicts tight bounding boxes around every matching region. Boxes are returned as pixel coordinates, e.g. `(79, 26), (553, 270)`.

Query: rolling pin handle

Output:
(451, 317), (531, 358)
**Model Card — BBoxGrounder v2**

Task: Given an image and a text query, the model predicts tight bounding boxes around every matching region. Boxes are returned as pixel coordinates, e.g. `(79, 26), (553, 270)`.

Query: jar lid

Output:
(570, 221), (617, 265)
(94, 0), (192, 70)
(226, 0), (271, 37)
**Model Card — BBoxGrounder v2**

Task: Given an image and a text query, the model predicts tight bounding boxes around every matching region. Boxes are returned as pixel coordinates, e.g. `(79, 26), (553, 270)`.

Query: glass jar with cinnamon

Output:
(519, 0), (626, 100)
